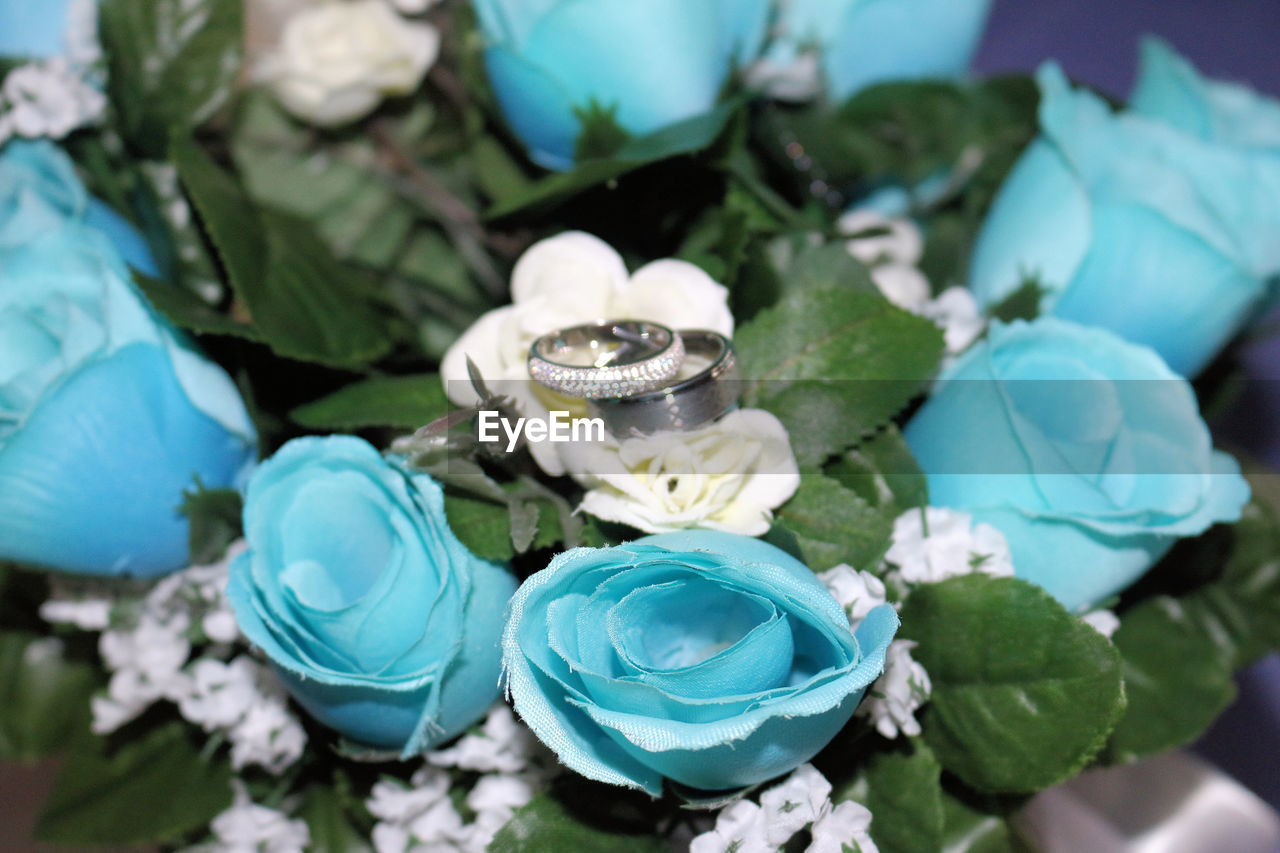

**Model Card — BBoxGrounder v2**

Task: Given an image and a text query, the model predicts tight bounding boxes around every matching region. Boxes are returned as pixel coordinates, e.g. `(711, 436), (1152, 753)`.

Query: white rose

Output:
(562, 408), (799, 536)
(441, 231), (734, 475)
(260, 0), (439, 126)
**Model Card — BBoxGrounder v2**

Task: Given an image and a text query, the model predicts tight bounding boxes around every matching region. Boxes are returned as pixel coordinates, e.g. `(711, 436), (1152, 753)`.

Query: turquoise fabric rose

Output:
(0, 0), (78, 59)
(0, 148), (256, 577)
(502, 530), (898, 794)
(905, 318), (1250, 613)
(472, 0), (770, 170)
(1, 140), (156, 276)
(969, 58), (1280, 377)
(762, 0), (993, 101)
(227, 436), (517, 755)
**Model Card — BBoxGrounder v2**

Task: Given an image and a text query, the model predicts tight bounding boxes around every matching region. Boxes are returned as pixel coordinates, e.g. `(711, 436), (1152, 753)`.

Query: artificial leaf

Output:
(292, 375), (452, 430)
(180, 486), (244, 566)
(986, 279), (1046, 324)
(861, 745), (946, 853)
(172, 137), (394, 368)
(133, 273), (260, 341)
(939, 790), (1024, 853)
(900, 576), (1126, 793)
(777, 471), (893, 572)
(99, 0), (242, 158)
(490, 787), (667, 853)
(1105, 597), (1236, 763)
(444, 493), (515, 563)
(300, 784), (374, 853)
(735, 288), (943, 464)
(34, 722), (233, 845)
(486, 102), (739, 220)
(827, 426), (929, 513)
(0, 632), (98, 762)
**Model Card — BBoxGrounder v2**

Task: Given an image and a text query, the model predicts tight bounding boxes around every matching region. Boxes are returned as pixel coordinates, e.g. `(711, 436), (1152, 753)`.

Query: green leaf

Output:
(986, 279), (1046, 324)
(99, 0), (242, 158)
(900, 576), (1126, 793)
(861, 745), (945, 853)
(0, 632), (98, 762)
(938, 791), (1024, 853)
(300, 785), (374, 853)
(826, 426), (929, 513)
(1105, 596), (1236, 763)
(292, 375), (452, 430)
(777, 472), (893, 572)
(784, 243), (880, 296)
(487, 102), (739, 220)
(574, 102), (632, 161)
(172, 137), (394, 368)
(180, 486), (244, 566)
(34, 722), (233, 845)
(444, 493), (515, 563)
(490, 787), (667, 853)
(133, 273), (260, 341)
(736, 288), (943, 465)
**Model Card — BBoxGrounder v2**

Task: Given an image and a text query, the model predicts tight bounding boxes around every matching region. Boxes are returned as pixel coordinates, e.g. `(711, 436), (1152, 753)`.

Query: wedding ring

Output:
(588, 330), (740, 435)
(528, 321), (685, 400)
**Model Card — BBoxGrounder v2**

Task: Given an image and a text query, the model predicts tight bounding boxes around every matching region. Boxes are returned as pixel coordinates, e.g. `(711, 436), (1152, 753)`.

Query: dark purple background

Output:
(974, 0), (1280, 811)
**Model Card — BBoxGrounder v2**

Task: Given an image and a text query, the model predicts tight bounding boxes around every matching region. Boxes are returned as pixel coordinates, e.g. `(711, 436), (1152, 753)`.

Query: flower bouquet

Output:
(2, 0), (1278, 850)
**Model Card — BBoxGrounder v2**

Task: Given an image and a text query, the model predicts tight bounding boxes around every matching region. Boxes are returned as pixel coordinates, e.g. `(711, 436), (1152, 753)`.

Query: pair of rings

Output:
(527, 321), (740, 435)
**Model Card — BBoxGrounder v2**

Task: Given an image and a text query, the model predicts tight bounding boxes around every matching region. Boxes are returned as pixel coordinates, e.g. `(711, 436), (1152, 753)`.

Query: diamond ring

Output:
(588, 330), (740, 435)
(528, 321), (685, 400)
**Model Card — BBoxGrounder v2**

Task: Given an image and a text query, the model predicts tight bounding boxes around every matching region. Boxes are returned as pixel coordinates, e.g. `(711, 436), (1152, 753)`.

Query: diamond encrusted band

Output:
(588, 330), (740, 435)
(528, 321), (685, 400)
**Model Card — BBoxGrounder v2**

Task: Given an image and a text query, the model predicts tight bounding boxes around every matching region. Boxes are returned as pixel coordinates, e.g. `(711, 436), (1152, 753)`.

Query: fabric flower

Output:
(259, 0), (440, 126)
(473, 0), (770, 170)
(502, 530), (898, 794)
(855, 639), (930, 739)
(969, 56), (1280, 376)
(427, 704), (541, 774)
(839, 208), (984, 355)
(905, 318), (1251, 612)
(883, 506), (1013, 586)
(0, 0), (94, 61)
(0, 144), (255, 578)
(227, 436), (517, 755)
(204, 782), (310, 853)
(817, 564), (888, 623)
(755, 0), (993, 103)
(441, 231), (733, 475)
(561, 408), (799, 537)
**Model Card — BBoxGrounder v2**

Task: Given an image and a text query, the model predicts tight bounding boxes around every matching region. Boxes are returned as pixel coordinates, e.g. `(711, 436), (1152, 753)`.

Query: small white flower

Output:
(818, 565), (888, 622)
(63, 0), (103, 68)
(808, 800), (878, 853)
(1082, 609), (1121, 640)
(39, 597), (112, 631)
(690, 799), (770, 853)
(1, 58), (105, 140)
(461, 774), (536, 852)
(869, 263), (931, 313)
(259, 0), (440, 126)
(202, 609), (241, 644)
(760, 764), (832, 847)
(839, 210), (924, 269)
(884, 507), (1013, 586)
(229, 699), (307, 773)
(563, 408), (800, 537)
(919, 287), (985, 355)
(208, 781), (310, 853)
(179, 657), (263, 732)
(441, 232), (734, 476)
(856, 640), (931, 740)
(428, 704), (539, 774)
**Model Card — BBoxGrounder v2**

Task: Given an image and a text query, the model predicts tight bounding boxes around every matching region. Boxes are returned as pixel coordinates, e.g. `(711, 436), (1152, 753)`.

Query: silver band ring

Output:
(528, 321), (685, 400)
(588, 330), (740, 435)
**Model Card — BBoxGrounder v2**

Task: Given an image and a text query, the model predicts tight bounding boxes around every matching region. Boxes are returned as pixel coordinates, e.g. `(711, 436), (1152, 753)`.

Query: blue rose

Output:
(1131, 38), (1280, 153)
(0, 150), (256, 577)
(1, 140), (156, 276)
(227, 436), (517, 755)
(502, 530), (897, 794)
(762, 0), (993, 101)
(969, 59), (1280, 377)
(472, 0), (770, 170)
(905, 318), (1250, 612)
(0, 0), (79, 59)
